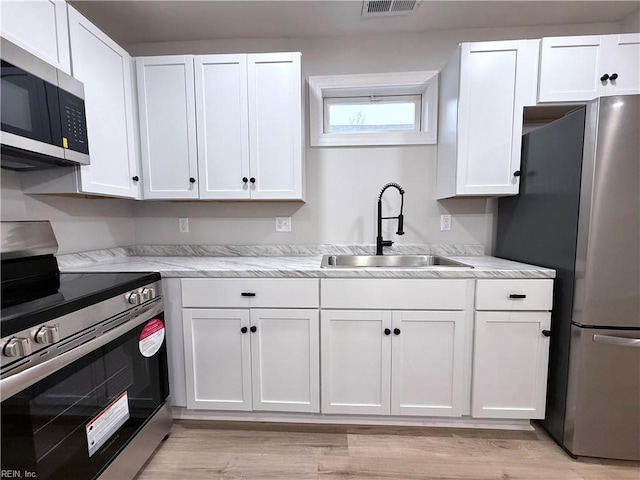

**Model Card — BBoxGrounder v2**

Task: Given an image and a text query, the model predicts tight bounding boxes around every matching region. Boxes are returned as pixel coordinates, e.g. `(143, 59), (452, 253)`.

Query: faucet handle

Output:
(382, 240), (393, 248)
(396, 214), (404, 235)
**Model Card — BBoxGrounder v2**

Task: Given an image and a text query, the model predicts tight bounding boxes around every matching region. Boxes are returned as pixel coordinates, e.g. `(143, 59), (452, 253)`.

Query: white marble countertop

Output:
(57, 246), (555, 279)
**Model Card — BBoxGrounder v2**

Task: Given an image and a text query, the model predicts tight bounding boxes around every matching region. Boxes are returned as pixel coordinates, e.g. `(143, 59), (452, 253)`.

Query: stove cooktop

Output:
(1, 271), (161, 338)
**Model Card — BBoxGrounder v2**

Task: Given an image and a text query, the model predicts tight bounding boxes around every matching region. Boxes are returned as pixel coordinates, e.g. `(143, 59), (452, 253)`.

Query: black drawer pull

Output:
(250, 326), (257, 333)
(542, 330), (551, 337)
(384, 328), (391, 336)
(509, 294), (527, 299)
(393, 328), (401, 335)
(240, 326), (248, 334)
(241, 292), (256, 297)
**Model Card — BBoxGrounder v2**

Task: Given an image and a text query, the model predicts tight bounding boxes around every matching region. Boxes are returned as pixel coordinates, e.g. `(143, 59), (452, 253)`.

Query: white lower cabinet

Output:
(320, 278), (472, 417)
(182, 278), (320, 413)
(472, 279), (553, 419)
(321, 309), (466, 416)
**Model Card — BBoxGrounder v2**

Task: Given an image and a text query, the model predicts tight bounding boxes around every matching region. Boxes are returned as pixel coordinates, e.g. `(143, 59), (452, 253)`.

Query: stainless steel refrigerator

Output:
(495, 94), (639, 461)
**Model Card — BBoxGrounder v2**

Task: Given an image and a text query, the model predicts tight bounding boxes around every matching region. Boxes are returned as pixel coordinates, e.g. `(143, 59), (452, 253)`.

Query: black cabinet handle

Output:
(242, 177), (248, 183)
(249, 177), (256, 184)
(250, 326), (257, 333)
(240, 326), (248, 334)
(509, 294), (527, 299)
(241, 292), (256, 297)
(132, 176), (139, 182)
(513, 170), (522, 177)
(384, 328), (391, 336)
(542, 330), (551, 337)
(189, 177), (196, 184)
(393, 328), (401, 335)
(609, 73), (618, 81)
(600, 73), (610, 82)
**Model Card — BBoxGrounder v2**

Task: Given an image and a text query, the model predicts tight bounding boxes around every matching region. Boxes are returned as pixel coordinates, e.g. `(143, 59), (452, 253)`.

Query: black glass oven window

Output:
(1, 315), (169, 480)
(1, 61), (62, 146)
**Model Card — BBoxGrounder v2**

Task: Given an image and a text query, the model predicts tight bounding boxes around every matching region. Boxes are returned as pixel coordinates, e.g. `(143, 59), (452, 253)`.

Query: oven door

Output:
(1, 303), (169, 480)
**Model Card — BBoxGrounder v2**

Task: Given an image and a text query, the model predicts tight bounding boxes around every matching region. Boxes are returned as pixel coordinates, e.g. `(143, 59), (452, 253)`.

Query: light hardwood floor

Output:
(135, 420), (639, 480)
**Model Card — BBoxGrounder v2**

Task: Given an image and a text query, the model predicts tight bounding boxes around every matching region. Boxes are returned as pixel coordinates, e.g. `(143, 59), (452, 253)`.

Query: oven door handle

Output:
(0, 300), (164, 401)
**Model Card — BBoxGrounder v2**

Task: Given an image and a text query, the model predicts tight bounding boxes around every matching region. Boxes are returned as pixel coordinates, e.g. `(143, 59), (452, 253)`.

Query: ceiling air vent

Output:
(362, 0), (422, 17)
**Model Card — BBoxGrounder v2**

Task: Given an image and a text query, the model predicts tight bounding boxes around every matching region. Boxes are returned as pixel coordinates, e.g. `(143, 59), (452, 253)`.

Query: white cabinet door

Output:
(472, 311), (551, 419)
(538, 36), (606, 102)
(195, 55), (250, 199)
(604, 34), (640, 96)
(390, 311), (466, 417)
(456, 40), (538, 196)
(437, 40), (539, 199)
(247, 53), (303, 200)
(183, 309), (252, 410)
(1, 0), (70, 73)
(321, 310), (391, 415)
(137, 56), (198, 199)
(68, 7), (140, 199)
(250, 309), (319, 412)
(538, 34), (640, 101)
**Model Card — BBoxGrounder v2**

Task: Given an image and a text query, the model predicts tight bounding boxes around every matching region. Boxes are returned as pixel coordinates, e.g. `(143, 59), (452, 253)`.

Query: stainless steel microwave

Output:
(1, 38), (90, 171)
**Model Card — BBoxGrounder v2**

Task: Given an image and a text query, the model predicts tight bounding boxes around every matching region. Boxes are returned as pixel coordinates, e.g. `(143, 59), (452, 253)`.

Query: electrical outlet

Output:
(275, 217), (291, 232)
(178, 217), (189, 233)
(440, 214), (452, 232)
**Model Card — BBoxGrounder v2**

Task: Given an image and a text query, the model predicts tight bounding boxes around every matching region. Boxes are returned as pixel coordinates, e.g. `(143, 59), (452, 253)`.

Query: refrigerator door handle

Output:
(592, 334), (640, 348)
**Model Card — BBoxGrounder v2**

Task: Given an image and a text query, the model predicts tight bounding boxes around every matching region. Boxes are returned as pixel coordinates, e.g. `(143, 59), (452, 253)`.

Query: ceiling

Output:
(69, 1), (639, 46)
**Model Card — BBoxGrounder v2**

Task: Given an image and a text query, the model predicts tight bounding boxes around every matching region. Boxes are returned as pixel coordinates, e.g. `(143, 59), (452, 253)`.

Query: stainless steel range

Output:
(1, 221), (171, 480)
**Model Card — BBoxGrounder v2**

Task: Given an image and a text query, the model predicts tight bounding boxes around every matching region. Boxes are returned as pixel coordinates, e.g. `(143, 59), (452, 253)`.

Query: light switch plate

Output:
(440, 214), (451, 231)
(275, 217), (291, 232)
(179, 217), (189, 233)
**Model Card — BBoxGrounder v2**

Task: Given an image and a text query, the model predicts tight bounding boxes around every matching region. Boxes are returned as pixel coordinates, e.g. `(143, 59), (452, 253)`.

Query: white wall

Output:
(621, 8), (640, 32)
(129, 22), (621, 253)
(1, 170), (135, 254)
(1, 21), (626, 253)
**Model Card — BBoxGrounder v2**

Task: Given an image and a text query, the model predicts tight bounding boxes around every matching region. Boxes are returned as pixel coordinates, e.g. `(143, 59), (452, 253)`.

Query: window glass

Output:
(324, 95), (421, 134)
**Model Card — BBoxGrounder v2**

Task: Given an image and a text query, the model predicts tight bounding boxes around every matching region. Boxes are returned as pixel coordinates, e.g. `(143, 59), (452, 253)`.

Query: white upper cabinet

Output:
(538, 34), (640, 102)
(21, 6), (142, 198)
(195, 55), (250, 199)
(67, 7), (141, 199)
(141, 52), (303, 200)
(436, 40), (539, 199)
(247, 53), (303, 200)
(193, 52), (303, 200)
(136, 56), (199, 199)
(1, 0), (71, 73)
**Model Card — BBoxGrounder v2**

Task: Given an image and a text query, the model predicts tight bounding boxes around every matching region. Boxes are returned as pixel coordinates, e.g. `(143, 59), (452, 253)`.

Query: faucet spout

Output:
(376, 183), (405, 255)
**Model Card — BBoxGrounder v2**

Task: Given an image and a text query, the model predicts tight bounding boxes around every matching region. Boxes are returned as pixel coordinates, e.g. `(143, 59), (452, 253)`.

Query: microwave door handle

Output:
(0, 300), (163, 401)
(592, 334), (640, 348)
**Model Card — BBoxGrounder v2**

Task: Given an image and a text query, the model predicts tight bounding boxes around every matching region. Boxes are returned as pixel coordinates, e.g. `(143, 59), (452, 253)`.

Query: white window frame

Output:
(308, 71), (438, 147)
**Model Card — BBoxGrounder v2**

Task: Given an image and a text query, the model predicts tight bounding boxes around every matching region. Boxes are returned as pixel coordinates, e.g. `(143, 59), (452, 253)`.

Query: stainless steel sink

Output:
(320, 254), (473, 269)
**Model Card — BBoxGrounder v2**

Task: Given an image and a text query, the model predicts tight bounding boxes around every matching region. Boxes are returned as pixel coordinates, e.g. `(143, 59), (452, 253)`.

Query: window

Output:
(308, 71), (438, 146)
(324, 95), (421, 133)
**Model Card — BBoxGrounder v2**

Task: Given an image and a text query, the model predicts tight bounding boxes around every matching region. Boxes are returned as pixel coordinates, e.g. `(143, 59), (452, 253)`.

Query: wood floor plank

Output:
(135, 420), (640, 480)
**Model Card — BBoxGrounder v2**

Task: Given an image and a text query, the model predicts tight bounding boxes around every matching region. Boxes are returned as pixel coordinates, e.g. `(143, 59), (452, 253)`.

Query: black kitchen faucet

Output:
(376, 182), (405, 255)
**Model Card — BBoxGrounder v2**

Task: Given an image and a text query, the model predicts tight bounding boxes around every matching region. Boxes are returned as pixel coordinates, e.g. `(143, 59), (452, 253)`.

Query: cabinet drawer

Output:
(476, 279), (553, 311)
(321, 279), (470, 310)
(182, 278), (319, 308)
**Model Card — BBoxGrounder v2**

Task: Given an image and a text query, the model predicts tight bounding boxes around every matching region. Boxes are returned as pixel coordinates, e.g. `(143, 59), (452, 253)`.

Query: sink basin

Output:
(320, 254), (473, 269)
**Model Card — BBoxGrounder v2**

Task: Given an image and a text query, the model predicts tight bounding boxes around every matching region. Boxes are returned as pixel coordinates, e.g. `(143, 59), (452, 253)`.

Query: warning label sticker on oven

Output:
(86, 391), (130, 457)
(139, 318), (165, 357)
